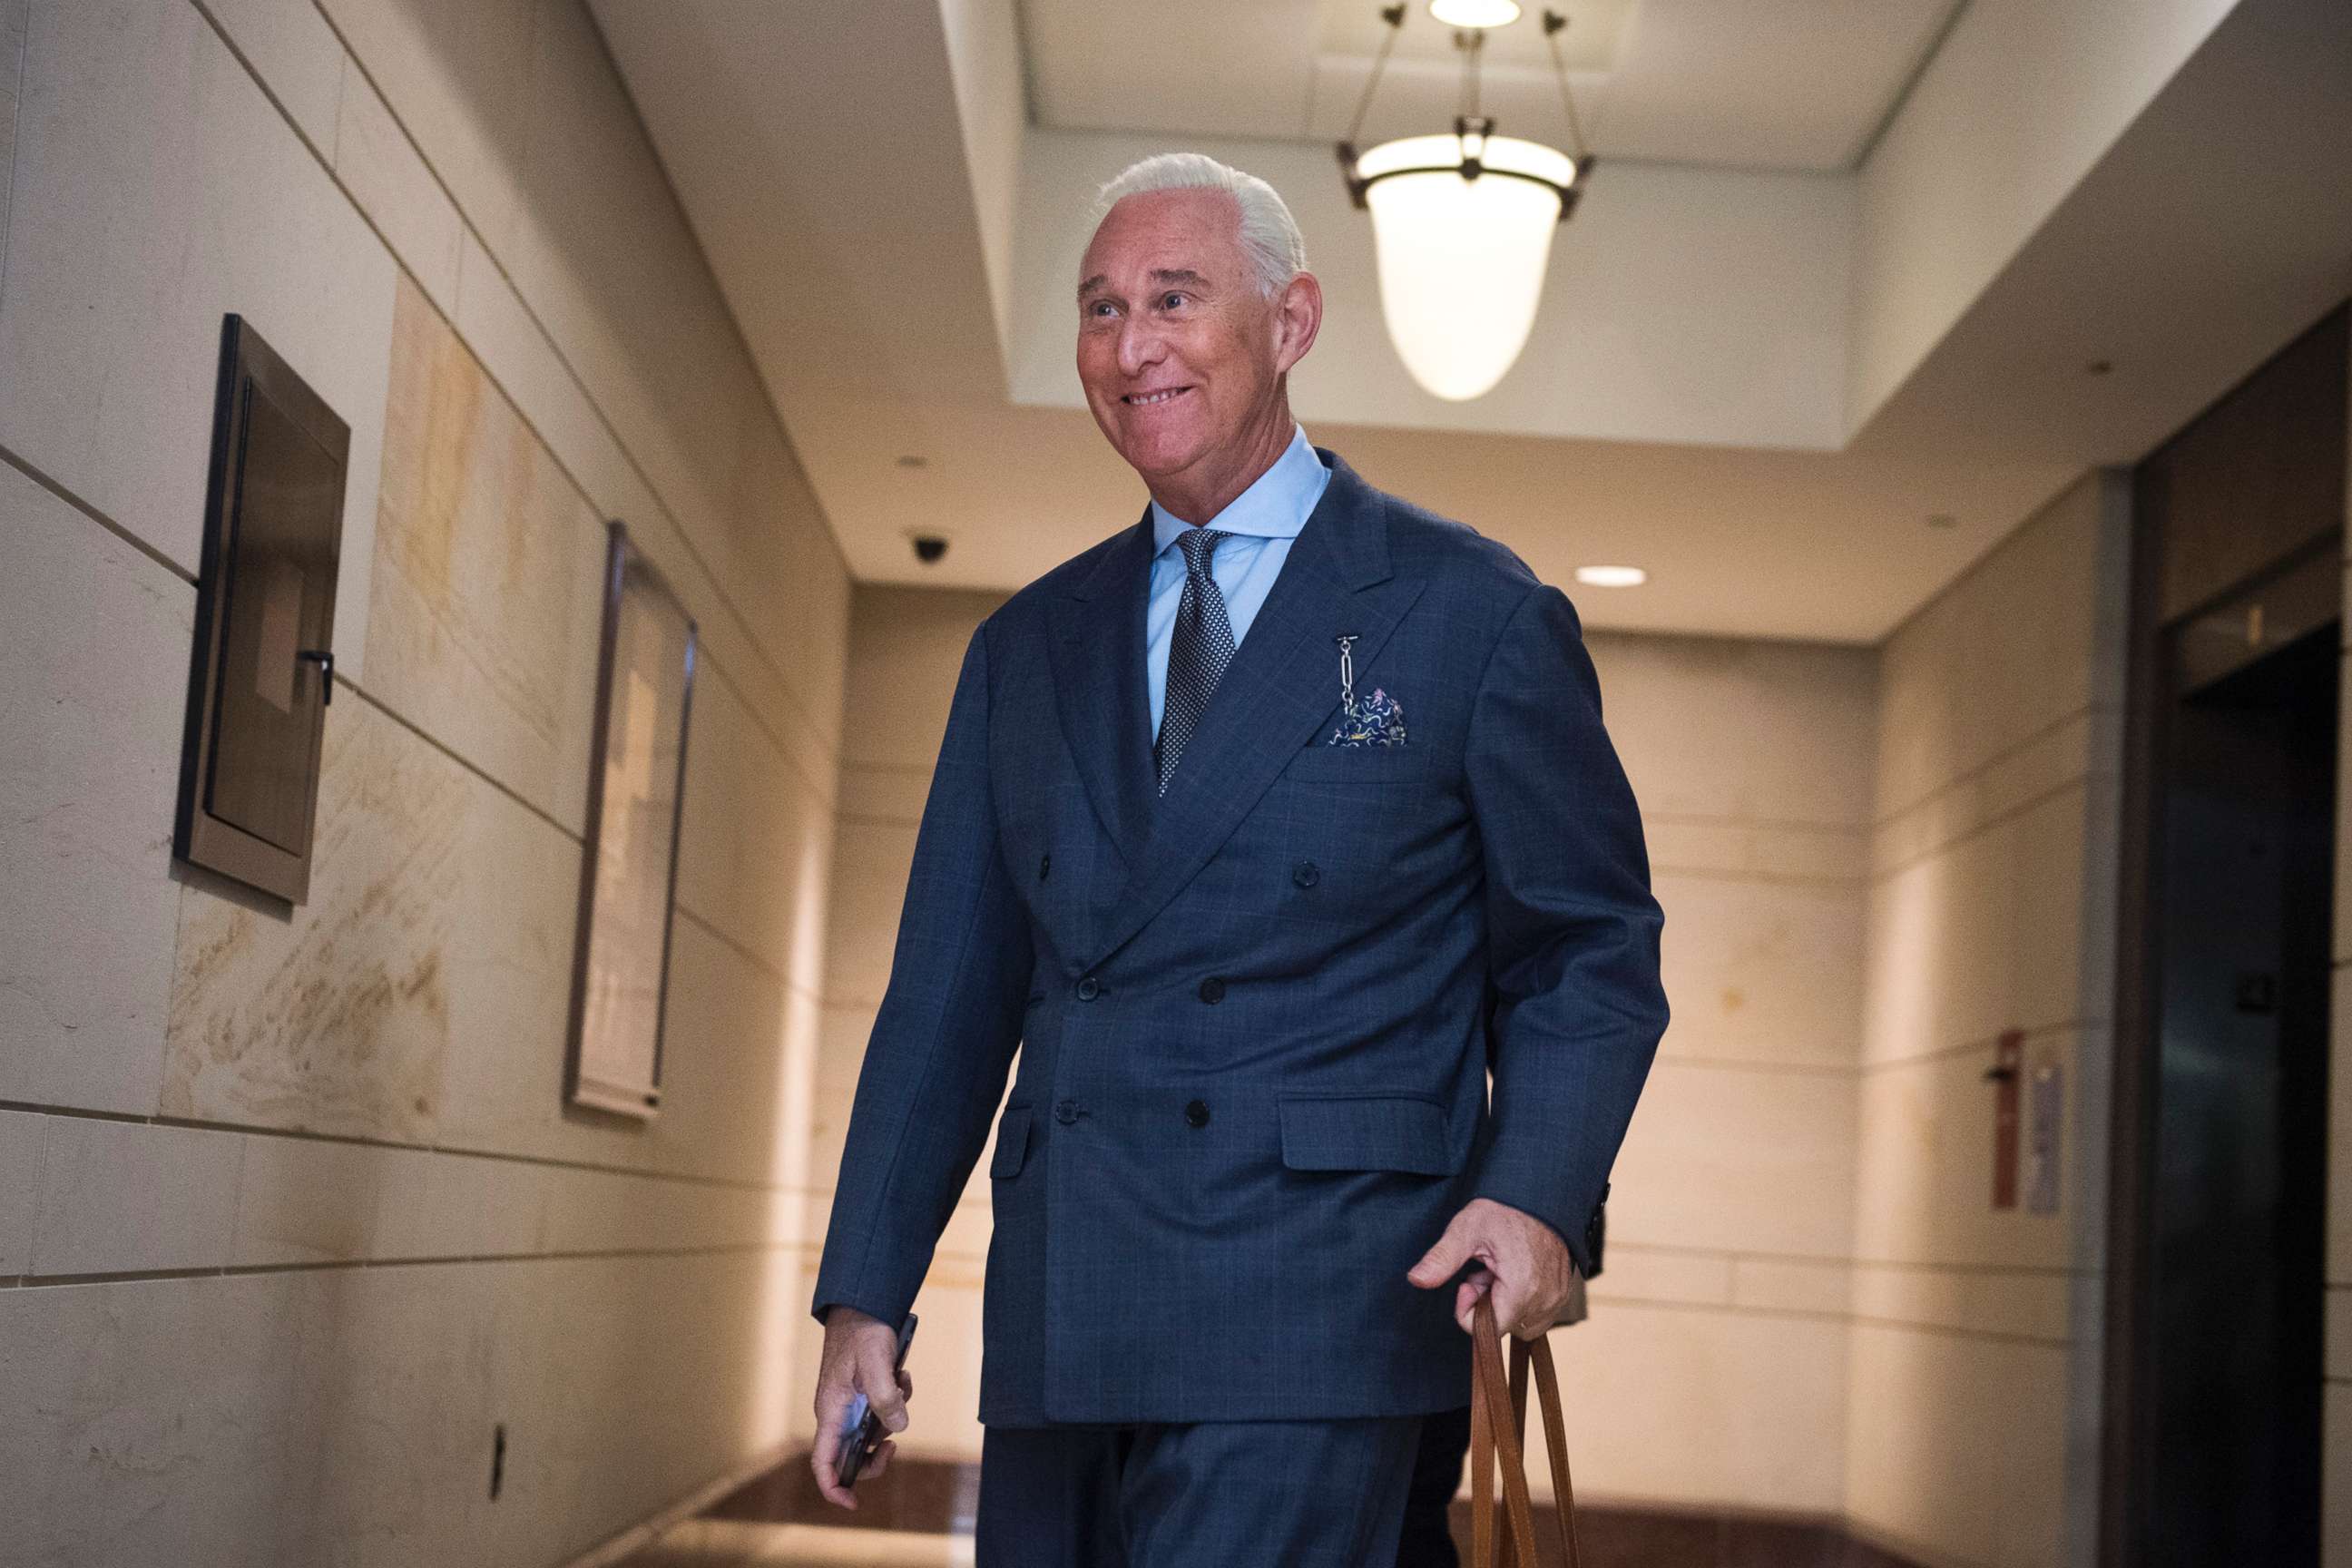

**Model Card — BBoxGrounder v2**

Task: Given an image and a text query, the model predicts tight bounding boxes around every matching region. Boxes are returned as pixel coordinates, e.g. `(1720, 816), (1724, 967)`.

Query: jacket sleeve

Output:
(1462, 583), (1667, 1277)
(809, 621), (1034, 1327)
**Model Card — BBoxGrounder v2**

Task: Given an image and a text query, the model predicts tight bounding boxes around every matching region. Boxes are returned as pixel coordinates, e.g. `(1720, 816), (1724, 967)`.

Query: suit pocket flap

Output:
(1278, 1094), (1455, 1175)
(989, 1103), (1034, 1179)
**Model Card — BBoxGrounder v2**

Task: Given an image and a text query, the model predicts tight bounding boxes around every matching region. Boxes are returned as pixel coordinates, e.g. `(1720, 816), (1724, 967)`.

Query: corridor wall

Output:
(1843, 472), (2132, 1568)
(0, 2), (851, 1563)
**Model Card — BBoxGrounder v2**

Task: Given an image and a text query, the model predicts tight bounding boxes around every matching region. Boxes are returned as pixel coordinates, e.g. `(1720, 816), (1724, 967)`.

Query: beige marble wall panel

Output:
(0, 1269), (330, 1565)
(500, 0), (765, 608)
(229, 1132), (403, 1268)
(677, 670), (831, 982)
(1844, 1324), (2071, 1568)
(289, 1262), (503, 1564)
(825, 818), (922, 1009)
(771, 985), (824, 1213)
(808, 1003), (882, 1205)
(368, 273), (604, 832)
(1863, 783), (2096, 1067)
(1653, 870), (1867, 1071)
(0, 0), (395, 678)
(0, 1107), (41, 1273)
(841, 588), (1014, 773)
(1873, 708), (2114, 877)
(453, 227), (661, 547)
(0, 465), (192, 1114)
(334, 54), (464, 315)
(432, 887), (798, 1183)
(1549, 1303), (1850, 1511)
(1584, 1246), (1737, 1308)
(1851, 1031), (2083, 1273)
(30, 1118), (244, 1278)
(643, 915), (796, 1187)
(1730, 1256), (1857, 1316)
(0, 0), (24, 287)
(2327, 1286), (2352, 1381)
(1850, 1263), (2074, 1343)
(492, 1252), (790, 1564)
(730, 419), (854, 756)
(195, 0), (345, 151)
(1875, 473), (2118, 822)
(841, 762), (935, 828)
(0, 1251), (806, 1567)
(1610, 1059), (1859, 1260)
(164, 693), (578, 1144)
(1589, 632), (1879, 830)
(1646, 818), (1867, 884)
(312, 0), (534, 257)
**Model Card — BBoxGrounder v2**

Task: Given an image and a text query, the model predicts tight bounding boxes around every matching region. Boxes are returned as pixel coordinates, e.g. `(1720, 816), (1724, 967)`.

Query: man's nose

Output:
(1115, 318), (1164, 378)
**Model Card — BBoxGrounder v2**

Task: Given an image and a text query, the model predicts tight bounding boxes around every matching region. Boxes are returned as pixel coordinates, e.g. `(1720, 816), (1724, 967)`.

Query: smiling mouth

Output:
(1122, 387), (1191, 407)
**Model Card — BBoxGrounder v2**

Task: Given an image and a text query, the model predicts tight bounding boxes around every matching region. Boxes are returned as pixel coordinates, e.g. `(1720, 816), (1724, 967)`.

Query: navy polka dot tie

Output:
(1155, 526), (1235, 796)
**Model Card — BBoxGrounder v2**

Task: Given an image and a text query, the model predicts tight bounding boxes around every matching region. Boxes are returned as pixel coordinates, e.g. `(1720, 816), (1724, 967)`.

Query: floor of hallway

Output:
(615, 1455), (1918, 1568)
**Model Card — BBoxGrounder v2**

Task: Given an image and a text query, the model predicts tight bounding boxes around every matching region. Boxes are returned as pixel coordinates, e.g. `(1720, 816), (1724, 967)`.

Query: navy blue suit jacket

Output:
(811, 450), (1666, 1426)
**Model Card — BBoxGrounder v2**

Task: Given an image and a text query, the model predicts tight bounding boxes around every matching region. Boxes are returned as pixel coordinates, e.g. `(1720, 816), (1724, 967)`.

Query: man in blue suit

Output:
(808, 152), (1666, 1564)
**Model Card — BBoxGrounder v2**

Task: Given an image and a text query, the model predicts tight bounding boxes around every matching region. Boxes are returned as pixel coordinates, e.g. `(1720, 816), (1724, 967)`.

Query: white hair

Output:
(1090, 152), (1308, 298)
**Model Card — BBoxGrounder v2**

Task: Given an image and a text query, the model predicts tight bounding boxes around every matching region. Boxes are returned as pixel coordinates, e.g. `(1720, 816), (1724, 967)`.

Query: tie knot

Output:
(1177, 526), (1228, 578)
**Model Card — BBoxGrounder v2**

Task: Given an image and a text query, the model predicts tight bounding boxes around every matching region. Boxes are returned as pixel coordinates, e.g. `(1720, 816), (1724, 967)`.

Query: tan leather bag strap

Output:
(1468, 1294), (1581, 1568)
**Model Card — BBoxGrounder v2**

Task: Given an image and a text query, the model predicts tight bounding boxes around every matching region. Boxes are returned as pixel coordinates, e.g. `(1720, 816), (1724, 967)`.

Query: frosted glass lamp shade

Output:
(1355, 132), (1577, 401)
(1429, 0), (1522, 24)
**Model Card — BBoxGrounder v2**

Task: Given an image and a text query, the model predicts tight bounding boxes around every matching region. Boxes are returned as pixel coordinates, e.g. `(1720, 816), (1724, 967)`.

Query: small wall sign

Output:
(172, 315), (348, 905)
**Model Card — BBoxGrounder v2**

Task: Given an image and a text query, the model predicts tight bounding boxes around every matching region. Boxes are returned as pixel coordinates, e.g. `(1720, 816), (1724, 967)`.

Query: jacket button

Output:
(1197, 975), (1225, 1004)
(1183, 1099), (1210, 1129)
(1075, 975), (1101, 1001)
(1039, 852), (1052, 882)
(1055, 1099), (1080, 1126)
(1292, 860), (1320, 888)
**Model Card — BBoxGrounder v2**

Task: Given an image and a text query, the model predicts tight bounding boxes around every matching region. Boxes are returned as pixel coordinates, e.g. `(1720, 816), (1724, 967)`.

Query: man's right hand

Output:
(811, 1305), (915, 1509)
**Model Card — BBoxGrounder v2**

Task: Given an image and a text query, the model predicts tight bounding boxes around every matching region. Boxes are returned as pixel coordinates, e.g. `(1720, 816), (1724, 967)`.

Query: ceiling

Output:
(593, 0), (2352, 645)
(1024, 0), (1963, 173)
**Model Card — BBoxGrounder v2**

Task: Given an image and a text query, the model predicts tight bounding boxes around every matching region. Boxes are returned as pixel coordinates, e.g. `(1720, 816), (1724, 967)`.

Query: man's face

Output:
(1074, 189), (1291, 489)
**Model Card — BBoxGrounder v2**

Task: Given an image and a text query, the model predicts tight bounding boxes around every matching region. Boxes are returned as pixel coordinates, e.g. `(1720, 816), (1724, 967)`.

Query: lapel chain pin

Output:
(1328, 632), (1408, 748)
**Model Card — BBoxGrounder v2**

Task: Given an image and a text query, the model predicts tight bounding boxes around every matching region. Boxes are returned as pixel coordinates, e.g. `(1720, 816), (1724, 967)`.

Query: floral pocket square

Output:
(1327, 687), (1408, 747)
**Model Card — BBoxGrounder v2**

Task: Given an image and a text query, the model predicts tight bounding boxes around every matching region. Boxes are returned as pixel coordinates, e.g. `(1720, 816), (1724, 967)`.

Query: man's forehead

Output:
(1079, 191), (1243, 288)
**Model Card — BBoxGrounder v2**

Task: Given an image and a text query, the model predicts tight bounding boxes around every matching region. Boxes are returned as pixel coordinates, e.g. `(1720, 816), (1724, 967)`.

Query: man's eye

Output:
(1160, 292), (1188, 309)
(1087, 299), (1118, 318)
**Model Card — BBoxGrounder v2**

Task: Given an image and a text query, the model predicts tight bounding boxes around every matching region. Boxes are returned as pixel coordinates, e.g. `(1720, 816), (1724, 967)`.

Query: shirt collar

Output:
(1150, 425), (1328, 557)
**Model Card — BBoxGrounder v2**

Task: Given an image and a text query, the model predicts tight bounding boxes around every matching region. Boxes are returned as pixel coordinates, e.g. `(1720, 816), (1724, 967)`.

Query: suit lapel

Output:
(1046, 512), (1157, 877)
(1090, 452), (1426, 966)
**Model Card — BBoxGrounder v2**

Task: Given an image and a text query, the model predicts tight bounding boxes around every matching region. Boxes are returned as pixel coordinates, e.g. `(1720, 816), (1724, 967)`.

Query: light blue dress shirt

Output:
(1146, 425), (1331, 737)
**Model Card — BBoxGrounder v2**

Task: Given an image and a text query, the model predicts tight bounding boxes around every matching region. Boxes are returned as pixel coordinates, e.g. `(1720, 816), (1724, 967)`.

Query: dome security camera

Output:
(911, 534), (949, 564)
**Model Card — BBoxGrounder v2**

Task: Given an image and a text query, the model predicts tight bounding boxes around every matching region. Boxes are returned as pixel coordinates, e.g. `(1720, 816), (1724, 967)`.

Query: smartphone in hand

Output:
(836, 1311), (918, 1487)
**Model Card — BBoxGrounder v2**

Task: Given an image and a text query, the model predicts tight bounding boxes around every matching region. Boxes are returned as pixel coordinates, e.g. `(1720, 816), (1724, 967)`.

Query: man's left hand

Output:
(1406, 1198), (1578, 1339)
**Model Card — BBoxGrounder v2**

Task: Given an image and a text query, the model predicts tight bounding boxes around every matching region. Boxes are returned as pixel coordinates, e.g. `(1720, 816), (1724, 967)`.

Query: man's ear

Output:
(1272, 271), (1324, 375)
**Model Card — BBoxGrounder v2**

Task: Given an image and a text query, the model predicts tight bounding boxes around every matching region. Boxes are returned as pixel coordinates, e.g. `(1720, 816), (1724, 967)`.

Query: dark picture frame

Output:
(173, 314), (349, 906)
(565, 521), (698, 1120)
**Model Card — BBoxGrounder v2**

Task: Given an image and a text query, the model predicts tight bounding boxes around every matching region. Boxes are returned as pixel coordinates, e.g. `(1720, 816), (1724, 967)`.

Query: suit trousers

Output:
(975, 1414), (1424, 1568)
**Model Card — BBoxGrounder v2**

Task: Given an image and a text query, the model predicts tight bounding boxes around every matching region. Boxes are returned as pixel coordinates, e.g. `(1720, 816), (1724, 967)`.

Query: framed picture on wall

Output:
(565, 521), (697, 1120)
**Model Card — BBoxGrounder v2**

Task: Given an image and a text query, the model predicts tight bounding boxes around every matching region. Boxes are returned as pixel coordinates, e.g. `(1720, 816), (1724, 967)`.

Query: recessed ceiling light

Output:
(1575, 564), (1646, 588)
(1430, 0), (1523, 26)
(897, 455), (928, 468)
(1926, 513), (1958, 530)
(2086, 359), (2114, 377)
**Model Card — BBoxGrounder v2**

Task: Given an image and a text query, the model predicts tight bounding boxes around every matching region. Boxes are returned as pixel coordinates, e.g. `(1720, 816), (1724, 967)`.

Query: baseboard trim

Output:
(556, 1439), (799, 1568)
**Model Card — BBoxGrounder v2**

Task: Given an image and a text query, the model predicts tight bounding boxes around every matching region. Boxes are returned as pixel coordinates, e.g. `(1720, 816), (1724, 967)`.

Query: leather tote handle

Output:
(1468, 1293), (1581, 1568)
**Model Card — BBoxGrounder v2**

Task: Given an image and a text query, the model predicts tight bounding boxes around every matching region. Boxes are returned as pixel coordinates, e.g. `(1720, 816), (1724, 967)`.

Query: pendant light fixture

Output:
(1337, 5), (1592, 401)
